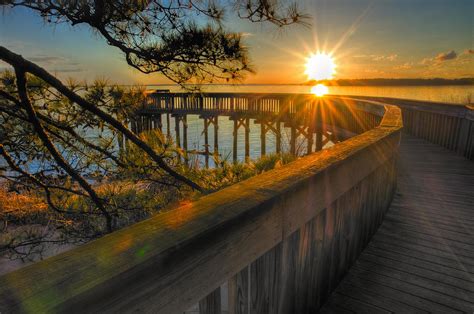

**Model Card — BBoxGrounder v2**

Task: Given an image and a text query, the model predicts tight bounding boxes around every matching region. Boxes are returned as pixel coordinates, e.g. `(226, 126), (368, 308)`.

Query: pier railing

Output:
(0, 96), (402, 313)
(359, 97), (474, 160)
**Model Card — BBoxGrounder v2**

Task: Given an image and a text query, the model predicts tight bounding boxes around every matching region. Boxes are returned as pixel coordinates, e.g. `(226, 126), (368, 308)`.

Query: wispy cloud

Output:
(363, 68), (385, 75)
(435, 50), (457, 62)
(393, 62), (413, 70)
(30, 56), (66, 63)
(25, 54), (83, 74)
(53, 68), (84, 73)
(353, 54), (398, 62)
(421, 50), (459, 65)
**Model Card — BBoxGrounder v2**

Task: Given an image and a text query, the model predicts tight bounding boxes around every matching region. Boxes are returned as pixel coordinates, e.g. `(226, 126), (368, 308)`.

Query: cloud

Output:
(386, 54), (398, 61)
(421, 50), (459, 65)
(374, 54), (398, 61)
(354, 54), (398, 62)
(52, 68), (84, 73)
(26, 54), (83, 74)
(393, 62), (413, 70)
(30, 56), (67, 64)
(363, 69), (385, 75)
(434, 50), (457, 62)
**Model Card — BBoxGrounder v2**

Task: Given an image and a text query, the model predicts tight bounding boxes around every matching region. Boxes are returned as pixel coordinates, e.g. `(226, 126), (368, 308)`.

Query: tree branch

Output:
(13, 68), (114, 231)
(0, 45), (205, 192)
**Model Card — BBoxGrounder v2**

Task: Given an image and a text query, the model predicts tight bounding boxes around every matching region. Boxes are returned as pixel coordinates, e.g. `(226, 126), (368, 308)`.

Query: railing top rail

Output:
(466, 104), (474, 121)
(0, 98), (402, 313)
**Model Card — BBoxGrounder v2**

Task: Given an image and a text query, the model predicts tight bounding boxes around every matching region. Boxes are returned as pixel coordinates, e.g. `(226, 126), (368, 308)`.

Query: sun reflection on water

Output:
(311, 84), (329, 97)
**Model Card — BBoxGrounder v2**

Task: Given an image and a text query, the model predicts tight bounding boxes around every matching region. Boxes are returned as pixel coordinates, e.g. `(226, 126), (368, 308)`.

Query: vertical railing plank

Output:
(249, 244), (282, 314)
(229, 267), (249, 314)
(199, 288), (222, 314)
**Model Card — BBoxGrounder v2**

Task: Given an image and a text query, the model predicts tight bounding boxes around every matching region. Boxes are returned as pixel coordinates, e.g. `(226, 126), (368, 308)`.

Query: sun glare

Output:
(311, 84), (329, 97)
(305, 53), (336, 81)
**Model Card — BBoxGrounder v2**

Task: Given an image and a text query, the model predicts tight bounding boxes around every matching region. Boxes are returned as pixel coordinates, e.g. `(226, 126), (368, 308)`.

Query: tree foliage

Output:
(2, 0), (308, 85)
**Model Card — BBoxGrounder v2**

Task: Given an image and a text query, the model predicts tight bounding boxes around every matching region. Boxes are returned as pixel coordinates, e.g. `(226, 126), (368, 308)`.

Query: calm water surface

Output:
(147, 84), (473, 105)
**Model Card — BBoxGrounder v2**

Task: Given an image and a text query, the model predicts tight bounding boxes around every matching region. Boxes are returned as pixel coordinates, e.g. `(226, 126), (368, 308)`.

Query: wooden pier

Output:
(133, 93), (382, 163)
(0, 94), (472, 314)
(321, 135), (474, 313)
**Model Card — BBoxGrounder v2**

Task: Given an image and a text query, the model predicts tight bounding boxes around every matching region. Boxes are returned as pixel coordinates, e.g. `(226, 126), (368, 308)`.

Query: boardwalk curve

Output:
(321, 135), (474, 313)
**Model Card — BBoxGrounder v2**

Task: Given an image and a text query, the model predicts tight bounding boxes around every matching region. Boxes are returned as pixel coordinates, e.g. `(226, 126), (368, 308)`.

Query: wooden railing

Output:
(0, 97), (402, 314)
(353, 97), (474, 160)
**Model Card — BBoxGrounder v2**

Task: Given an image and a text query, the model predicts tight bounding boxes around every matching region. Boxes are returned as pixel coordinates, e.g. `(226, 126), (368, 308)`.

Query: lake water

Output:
(147, 84), (473, 105)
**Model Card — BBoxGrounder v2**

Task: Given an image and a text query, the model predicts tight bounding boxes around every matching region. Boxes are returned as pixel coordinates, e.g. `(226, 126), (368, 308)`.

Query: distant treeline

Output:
(306, 78), (474, 86)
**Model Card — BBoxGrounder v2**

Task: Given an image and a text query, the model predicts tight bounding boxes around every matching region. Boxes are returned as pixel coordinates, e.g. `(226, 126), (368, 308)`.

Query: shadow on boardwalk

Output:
(321, 134), (474, 313)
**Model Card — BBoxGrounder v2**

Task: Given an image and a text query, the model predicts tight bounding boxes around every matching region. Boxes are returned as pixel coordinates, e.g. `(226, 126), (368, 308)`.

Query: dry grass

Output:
(0, 188), (48, 221)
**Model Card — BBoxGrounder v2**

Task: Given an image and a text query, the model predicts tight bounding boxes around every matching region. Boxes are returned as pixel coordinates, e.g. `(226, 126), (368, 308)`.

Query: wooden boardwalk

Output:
(321, 135), (474, 313)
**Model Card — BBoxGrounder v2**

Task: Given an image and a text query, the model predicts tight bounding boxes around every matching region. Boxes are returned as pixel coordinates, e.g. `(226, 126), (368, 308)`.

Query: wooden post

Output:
(315, 130), (323, 152)
(183, 115), (188, 152)
(233, 118), (238, 163)
(157, 114), (162, 131)
(307, 127), (313, 155)
(175, 115), (181, 148)
(214, 116), (219, 158)
(204, 118), (210, 168)
(276, 122), (281, 154)
(260, 123), (266, 157)
(290, 125), (296, 156)
(135, 116), (140, 133)
(199, 96), (204, 110)
(245, 118), (250, 162)
(315, 102), (323, 152)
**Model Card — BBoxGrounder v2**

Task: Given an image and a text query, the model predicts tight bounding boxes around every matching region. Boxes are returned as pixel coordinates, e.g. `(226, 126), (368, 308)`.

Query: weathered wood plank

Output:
(228, 267), (249, 314)
(322, 135), (474, 313)
(199, 288), (222, 314)
(249, 244), (281, 314)
(335, 281), (429, 314)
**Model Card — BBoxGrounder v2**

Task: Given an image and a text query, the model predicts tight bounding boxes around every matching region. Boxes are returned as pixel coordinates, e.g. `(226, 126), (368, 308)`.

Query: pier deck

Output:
(321, 135), (474, 313)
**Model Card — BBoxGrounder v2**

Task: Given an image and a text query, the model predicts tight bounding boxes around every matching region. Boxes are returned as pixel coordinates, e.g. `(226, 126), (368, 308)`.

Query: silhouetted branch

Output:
(0, 46), (205, 192)
(2, 0), (308, 85)
(14, 68), (114, 231)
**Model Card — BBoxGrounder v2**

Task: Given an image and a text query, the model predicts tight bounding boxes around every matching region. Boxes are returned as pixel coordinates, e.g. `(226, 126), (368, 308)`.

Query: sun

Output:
(305, 52), (336, 81)
(311, 84), (329, 97)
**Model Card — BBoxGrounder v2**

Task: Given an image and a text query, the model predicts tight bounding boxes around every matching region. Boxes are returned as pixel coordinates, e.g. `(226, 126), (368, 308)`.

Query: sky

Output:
(0, 0), (473, 85)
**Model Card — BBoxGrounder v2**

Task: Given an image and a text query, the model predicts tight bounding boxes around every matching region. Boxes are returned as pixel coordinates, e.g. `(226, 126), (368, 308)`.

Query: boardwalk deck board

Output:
(321, 135), (474, 313)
